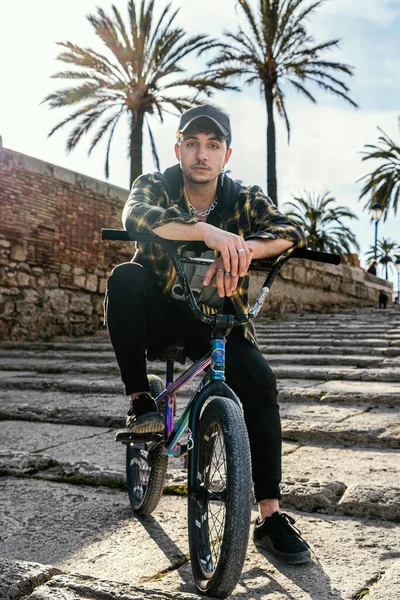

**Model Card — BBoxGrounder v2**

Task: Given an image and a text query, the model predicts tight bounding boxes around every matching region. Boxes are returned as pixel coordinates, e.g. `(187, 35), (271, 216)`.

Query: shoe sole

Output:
(126, 413), (164, 434)
(254, 539), (311, 564)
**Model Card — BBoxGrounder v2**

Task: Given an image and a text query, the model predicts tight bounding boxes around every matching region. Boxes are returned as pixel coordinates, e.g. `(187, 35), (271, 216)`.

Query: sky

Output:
(1, 0), (399, 288)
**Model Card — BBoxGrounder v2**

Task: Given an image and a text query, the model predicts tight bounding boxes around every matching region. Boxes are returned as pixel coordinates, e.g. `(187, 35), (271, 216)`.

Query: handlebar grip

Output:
(291, 248), (341, 265)
(102, 229), (147, 242)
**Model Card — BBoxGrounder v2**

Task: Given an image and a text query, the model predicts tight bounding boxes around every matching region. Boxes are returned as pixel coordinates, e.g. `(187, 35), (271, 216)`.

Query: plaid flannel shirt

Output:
(122, 169), (307, 346)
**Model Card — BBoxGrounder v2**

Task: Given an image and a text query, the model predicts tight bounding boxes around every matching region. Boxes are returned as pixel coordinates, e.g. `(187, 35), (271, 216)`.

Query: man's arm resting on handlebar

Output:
(153, 221), (293, 299)
(246, 238), (293, 260)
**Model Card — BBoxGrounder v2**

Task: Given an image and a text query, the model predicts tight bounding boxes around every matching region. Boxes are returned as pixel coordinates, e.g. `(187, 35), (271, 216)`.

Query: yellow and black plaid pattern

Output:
(122, 172), (307, 345)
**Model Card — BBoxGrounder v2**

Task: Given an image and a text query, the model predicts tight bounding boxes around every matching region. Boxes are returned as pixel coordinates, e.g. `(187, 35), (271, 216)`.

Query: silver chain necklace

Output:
(188, 197), (218, 217)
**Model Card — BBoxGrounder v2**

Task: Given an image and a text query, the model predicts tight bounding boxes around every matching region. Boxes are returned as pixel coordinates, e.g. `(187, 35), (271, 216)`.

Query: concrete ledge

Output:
(250, 258), (393, 315)
(0, 146), (128, 201)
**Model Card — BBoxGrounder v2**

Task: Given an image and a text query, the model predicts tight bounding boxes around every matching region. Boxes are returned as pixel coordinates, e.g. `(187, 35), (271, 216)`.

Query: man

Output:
(367, 261), (377, 276)
(107, 104), (310, 564)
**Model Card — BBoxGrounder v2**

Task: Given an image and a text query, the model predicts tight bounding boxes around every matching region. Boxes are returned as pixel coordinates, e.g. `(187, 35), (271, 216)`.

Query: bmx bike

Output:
(102, 228), (340, 598)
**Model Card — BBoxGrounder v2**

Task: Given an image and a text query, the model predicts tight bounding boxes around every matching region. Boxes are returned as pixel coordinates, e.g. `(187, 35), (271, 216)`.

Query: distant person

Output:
(367, 261), (377, 275)
(379, 290), (388, 309)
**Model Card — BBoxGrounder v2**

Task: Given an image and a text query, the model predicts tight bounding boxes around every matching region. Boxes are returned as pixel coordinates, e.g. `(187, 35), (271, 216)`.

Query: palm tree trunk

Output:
(264, 83), (278, 206)
(129, 110), (144, 187)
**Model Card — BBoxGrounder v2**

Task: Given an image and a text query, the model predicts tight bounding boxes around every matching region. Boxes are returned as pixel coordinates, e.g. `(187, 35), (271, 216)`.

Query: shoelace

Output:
(127, 393), (152, 418)
(279, 513), (319, 562)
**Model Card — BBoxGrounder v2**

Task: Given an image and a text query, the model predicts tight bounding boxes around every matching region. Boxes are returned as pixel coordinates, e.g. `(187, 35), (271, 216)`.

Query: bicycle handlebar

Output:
(102, 228), (341, 328)
(101, 229), (341, 266)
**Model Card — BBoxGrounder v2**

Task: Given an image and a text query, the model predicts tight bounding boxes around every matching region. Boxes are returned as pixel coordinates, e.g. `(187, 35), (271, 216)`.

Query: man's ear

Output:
(174, 143), (181, 162)
(223, 147), (232, 167)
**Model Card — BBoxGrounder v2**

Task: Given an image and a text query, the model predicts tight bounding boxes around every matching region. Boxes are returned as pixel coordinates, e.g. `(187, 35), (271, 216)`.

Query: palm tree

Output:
(359, 120), (400, 220)
(365, 238), (399, 280)
(207, 0), (358, 205)
(284, 191), (360, 258)
(43, 0), (235, 186)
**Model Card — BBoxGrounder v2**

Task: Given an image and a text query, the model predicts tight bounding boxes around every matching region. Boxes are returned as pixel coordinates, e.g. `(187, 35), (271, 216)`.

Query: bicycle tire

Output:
(126, 374), (168, 516)
(188, 396), (252, 598)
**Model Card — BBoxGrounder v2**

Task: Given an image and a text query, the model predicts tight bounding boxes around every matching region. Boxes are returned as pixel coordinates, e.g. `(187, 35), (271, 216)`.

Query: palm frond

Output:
(285, 190), (360, 254)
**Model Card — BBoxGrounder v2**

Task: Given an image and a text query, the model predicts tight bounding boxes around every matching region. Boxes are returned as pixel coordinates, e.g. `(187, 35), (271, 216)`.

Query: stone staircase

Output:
(1, 306), (399, 599)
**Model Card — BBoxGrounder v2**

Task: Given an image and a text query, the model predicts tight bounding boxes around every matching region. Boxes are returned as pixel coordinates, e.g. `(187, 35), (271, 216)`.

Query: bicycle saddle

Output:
(147, 337), (187, 365)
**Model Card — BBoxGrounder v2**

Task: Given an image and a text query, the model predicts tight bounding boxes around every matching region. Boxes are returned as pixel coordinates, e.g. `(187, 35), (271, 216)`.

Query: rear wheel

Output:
(126, 374), (168, 516)
(188, 396), (252, 598)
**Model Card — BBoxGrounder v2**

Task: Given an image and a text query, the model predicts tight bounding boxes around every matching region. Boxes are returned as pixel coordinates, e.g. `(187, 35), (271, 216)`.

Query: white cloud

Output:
(320, 0), (400, 26)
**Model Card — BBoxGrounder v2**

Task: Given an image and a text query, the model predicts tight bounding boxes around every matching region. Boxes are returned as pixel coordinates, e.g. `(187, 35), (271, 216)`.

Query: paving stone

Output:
(1, 307), (399, 598)
(1, 478), (399, 599)
(260, 344), (389, 355)
(280, 478), (345, 513)
(0, 478), (187, 582)
(283, 445), (400, 490)
(265, 354), (393, 367)
(273, 364), (400, 382)
(312, 379), (400, 403)
(0, 450), (57, 477)
(147, 511), (400, 600)
(338, 485), (400, 522)
(0, 557), (61, 600)
(0, 421), (123, 469)
(27, 573), (200, 600)
(369, 562), (400, 599)
(282, 404), (400, 448)
(0, 390), (125, 426)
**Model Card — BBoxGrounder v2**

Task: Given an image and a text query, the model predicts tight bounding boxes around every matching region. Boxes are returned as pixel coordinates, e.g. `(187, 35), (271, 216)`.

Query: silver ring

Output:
(237, 248), (245, 253)
(218, 268), (224, 273)
(225, 271), (231, 276)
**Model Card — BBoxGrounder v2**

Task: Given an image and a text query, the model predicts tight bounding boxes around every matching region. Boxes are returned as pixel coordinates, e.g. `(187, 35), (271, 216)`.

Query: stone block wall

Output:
(249, 258), (393, 315)
(0, 144), (132, 341)
(1, 143), (393, 341)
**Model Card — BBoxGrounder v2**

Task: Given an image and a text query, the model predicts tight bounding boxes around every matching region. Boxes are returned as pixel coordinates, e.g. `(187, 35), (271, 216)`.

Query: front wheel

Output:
(188, 396), (253, 598)
(126, 374), (168, 516)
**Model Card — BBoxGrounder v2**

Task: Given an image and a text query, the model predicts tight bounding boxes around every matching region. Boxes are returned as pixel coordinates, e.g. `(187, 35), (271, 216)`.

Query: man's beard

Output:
(183, 165), (217, 185)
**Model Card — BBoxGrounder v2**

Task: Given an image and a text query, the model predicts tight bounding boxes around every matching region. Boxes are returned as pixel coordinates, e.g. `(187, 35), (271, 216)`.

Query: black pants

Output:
(107, 262), (282, 501)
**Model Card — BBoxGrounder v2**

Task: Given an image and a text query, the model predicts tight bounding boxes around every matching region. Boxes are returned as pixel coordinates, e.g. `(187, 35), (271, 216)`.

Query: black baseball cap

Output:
(178, 105), (232, 143)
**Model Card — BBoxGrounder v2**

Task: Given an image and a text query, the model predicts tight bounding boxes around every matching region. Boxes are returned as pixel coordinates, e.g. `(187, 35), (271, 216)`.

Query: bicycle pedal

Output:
(115, 429), (162, 445)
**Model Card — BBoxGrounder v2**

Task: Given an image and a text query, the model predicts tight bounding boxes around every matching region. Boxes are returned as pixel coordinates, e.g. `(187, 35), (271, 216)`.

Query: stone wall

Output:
(0, 144), (132, 341)
(0, 143), (393, 341)
(249, 258), (393, 315)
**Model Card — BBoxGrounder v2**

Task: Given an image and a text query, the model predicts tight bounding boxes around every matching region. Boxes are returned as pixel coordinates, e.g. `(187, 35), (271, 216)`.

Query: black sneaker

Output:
(253, 512), (311, 564)
(126, 393), (164, 434)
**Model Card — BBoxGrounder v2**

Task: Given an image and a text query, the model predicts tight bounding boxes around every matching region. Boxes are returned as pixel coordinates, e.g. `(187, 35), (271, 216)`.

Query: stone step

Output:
(2, 356), (400, 383)
(273, 364), (400, 382)
(257, 327), (400, 336)
(258, 337), (395, 347)
(0, 480), (398, 600)
(264, 354), (400, 367)
(1, 377), (399, 429)
(278, 379), (400, 406)
(1, 385), (398, 449)
(0, 349), (116, 361)
(280, 403), (399, 449)
(1, 419), (398, 518)
(259, 344), (390, 355)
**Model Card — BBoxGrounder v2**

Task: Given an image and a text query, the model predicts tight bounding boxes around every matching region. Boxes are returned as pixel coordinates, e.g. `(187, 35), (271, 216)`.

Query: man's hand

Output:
(202, 227), (252, 280)
(203, 249), (254, 298)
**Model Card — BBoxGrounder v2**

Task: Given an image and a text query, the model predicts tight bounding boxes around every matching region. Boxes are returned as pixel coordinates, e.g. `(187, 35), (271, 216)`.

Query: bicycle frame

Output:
(152, 335), (240, 459)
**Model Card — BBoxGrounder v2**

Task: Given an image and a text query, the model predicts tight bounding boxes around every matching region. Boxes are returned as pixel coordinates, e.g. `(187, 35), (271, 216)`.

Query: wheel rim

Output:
(194, 421), (227, 577)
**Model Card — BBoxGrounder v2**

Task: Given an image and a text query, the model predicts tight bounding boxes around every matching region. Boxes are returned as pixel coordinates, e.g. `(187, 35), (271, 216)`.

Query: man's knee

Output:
(107, 262), (144, 296)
